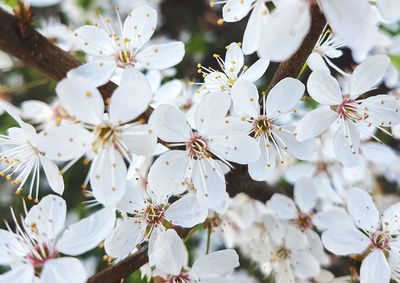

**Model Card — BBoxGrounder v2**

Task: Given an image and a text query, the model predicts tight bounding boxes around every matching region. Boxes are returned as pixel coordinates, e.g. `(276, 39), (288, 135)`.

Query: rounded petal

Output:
(321, 228), (370, 256)
(248, 139), (276, 181)
(295, 107), (338, 141)
(362, 95), (400, 127)
(147, 150), (189, 197)
(349, 55), (390, 98)
(333, 122), (360, 167)
(230, 79), (260, 118)
(149, 104), (192, 142)
(109, 68), (152, 123)
(224, 42), (244, 77)
(121, 123), (157, 156)
(0, 230), (26, 265)
(90, 147), (127, 206)
(291, 251), (320, 279)
(377, 0), (400, 23)
(190, 249), (239, 279)
(104, 218), (143, 259)
(40, 156), (64, 195)
(307, 71), (342, 105)
(73, 25), (115, 56)
(116, 184), (146, 214)
(165, 194), (208, 228)
(56, 77), (104, 125)
(195, 93), (231, 135)
(382, 203), (400, 235)
(360, 249), (391, 283)
(313, 208), (355, 231)
(56, 208), (115, 256)
(285, 226), (308, 250)
(25, 195), (66, 239)
(273, 126), (316, 160)
(346, 187), (379, 231)
(38, 124), (92, 162)
(361, 142), (396, 165)
(258, 1), (311, 61)
(149, 229), (187, 275)
(67, 60), (117, 87)
(40, 258), (87, 283)
(266, 194), (297, 220)
(307, 52), (330, 73)
(222, 0), (253, 22)
(294, 177), (317, 213)
(266, 78), (305, 117)
(136, 42), (185, 70)
(123, 5), (157, 50)
(0, 264), (34, 283)
(242, 2), (269, 55)
(241, 57), (270, 82)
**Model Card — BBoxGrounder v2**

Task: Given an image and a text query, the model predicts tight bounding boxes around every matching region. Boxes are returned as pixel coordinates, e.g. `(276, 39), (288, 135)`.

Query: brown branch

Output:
(0, 8), (117, 97)
(266, 5), (326, 92)
(0, 6), (325, 283)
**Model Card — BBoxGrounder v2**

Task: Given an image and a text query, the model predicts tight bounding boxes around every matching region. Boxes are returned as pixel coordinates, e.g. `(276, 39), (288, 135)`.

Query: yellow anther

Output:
(209, 1), (215, 7)
(15, 188), (22, 195)
(217, 18), (224, 25)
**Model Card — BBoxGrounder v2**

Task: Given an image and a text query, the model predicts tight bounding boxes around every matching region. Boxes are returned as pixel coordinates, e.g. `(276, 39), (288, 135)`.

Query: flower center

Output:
(92, 124), (121, 154)
(27, 243), (58, 267)
(336, 98), (367, 122)
(275, 247), (291, 261)
(144, 204), (166, 226)
(166, 274), (191, 283)
(186, 134), (210, 159)
(295, 212), (313, 231)
(253, 117), (272, 137)
(371, 230), (391, 251)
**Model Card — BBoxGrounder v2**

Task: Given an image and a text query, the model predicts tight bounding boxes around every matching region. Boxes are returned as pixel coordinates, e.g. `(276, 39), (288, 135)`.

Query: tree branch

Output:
(0, 6), (326, 283)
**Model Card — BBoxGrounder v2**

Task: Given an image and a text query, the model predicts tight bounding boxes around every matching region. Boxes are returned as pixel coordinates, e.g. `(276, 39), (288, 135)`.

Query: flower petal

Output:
(321, 228), (370, 256)
(136, 42), (185, 70)
(266, 193), (297, 220)
(190, 249), (239, 279)
(224, 42), (244, 78)
(67, 60), (117, 87)
(242, 2), (269, 55)
(165, 194), (208, 228)
(307, 71), (342, 105)
(40, 156), (64, 195)
(295, 107), (338, 141)
(56, 208), (115, 256)
(362, 95), (400, 127)
(40, 258), (87, 283)
(0, 264), (34, 283)
(56, 77), (104, 125)
(222, 0), (253, 22)
(121, 123), (157, 156)
(333, 122), (360, 167)
(231, 79), (260, 118)
(294, 177), (317, 214)
(73, 25), (115, 56)
(360, 249), (391, 283)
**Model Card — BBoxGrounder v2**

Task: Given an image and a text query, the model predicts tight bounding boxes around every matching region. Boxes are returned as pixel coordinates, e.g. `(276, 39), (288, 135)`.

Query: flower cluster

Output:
(1, 1), (400, 283)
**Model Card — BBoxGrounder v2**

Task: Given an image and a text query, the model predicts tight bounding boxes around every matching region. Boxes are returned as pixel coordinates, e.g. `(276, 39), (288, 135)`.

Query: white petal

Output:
(56, 208), (115, 256)
(224, 42), (244, 77)
(67, 60), (117, 87)
(292, 251), (320, 279)
(121, 123), (157, 156)
(284, 162), (315, 183)
(242, 2), (269, 55)
(362, 95), (400, 127)
(41, 258), (87, 283)
(39, 156), (64, 195)
(0, 230), (26, 265)
(266, 78), (305, 117)
(285, 226), (308, 250)
(222, 0), (253, 22)
(149, 104), (192, 142)
(346, 187), (379, 231)
(319, 0), (372, 53)
(136, 42), (185, 70)
(153, 79), (183, 105)
(273, 126), (316, 160)
(313, 208), (355, 231)
(321, 228), (370, 255)
(109, 68), (152, 123)
(266, 194), (297, 220)
(104, 218), (143, 259)
(307, 71), (342, 105)
(25, 195), (66, 239)
(377, 0), (400, 23)
(123, 5), (157, 50)
(333, 122), (360, 167)
(258, 1), (311, 61)
(360, 249), (391, 283)
(307, 52), (330, 73)
(147, 150), (190, 197)
(361, 142), (396, 165)
(294, 177), (317, 213)
(210, 133), (260, 164)
(195, 93), (231, 135)
(192, 159), (229, 213)
(382, 203), (400, 235)
(0, 265), (34, 283)
(240, 56), (270, 82)
(349, 55), (390, 98)
(190, 249), (239, 279)
(230, 79), (260, 118)
(90, 147), (127, 206)
(165, 194), (208, 228)
(295, 107), (338, 141)
(56, 77), (104, 125)
(73, 25), (115, 56)
(38, 124), (92, 162)
(248, 139), (276, 181)
(305, 229), (330, 265)
(116, 184), (146, 214)
(149, 229), (187, 275)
